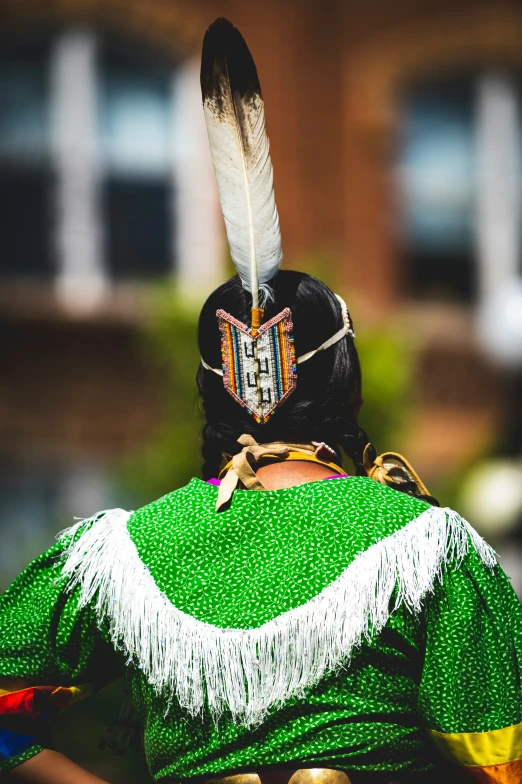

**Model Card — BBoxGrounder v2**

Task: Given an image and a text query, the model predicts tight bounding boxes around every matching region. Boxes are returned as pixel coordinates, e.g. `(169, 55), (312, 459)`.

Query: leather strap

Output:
(362, 444), (431, 498)
(216, 435), (343, 511)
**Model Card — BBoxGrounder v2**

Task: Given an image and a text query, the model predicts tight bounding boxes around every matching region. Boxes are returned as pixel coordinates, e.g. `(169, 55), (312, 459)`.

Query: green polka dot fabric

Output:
(420, 546), (522, 734)
(0, 476), (521, 781)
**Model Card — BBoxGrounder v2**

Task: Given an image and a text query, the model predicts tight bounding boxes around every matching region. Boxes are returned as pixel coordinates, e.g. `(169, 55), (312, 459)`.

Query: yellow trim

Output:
(220, 451), (345, 480)
(0, 683), (93, 702)
(284, 452), (345, 474)
(53, 683), (94, 705)
(427, 722), (522, 767)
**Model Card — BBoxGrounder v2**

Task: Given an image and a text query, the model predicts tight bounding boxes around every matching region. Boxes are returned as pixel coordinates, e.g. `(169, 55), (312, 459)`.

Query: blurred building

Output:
(1, 0), (522, 583)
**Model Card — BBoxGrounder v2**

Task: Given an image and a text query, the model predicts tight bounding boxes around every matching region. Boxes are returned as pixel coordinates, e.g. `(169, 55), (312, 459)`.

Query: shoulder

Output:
(286, 474), (436, 540)
(88, 476), (463, 552)
(58, 477), (497, 592)
(130, 478), (213, 527)
(131, 473), (429, 523)
(56, 479), (208, 574)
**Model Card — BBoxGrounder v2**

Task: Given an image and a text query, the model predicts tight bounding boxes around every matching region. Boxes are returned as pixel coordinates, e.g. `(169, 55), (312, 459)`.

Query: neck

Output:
(256, 459), (346, 490)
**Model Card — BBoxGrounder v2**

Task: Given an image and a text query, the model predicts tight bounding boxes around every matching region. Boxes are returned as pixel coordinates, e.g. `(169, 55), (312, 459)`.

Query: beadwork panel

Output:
(217, 308), (296, 423)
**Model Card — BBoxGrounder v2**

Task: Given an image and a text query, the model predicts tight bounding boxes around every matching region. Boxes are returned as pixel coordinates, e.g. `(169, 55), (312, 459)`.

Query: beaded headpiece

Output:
(202, 296), (355, 423)
(200, 19), (355, 423)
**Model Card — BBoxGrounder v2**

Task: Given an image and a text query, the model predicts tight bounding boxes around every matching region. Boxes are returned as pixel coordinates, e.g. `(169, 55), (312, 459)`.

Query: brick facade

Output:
(1, 0), (521, 482)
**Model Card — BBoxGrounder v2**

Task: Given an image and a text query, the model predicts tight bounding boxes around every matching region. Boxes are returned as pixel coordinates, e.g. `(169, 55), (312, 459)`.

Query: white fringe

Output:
(59, 505), (496, 727)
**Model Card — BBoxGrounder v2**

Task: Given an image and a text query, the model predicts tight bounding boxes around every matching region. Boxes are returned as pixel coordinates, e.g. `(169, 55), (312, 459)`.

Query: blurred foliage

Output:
(118, 285), (202, 504)
(356, 328), (413, 454)
(119, 262), (415, 501)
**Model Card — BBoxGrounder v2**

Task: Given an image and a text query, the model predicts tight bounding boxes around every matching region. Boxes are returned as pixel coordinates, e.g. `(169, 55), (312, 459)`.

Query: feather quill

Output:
(201, 18), (282, 319)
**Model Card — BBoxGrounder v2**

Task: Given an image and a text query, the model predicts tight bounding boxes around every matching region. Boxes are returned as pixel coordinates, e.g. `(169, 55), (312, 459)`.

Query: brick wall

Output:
(0, 315), (166, 460)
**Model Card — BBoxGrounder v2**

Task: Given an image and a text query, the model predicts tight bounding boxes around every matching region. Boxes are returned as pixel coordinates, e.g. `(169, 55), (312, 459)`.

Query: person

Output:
(1, 17), (521, 784)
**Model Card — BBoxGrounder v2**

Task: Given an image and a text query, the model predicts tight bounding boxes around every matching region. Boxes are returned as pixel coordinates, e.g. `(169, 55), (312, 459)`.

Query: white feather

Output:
(201, 21), (282, 308)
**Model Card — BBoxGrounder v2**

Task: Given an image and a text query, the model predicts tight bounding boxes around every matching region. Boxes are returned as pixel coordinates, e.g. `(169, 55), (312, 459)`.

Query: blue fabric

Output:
(0, 727), (38, 761)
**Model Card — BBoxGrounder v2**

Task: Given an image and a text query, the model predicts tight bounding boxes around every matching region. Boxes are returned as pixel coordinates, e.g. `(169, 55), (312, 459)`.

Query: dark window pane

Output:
(403, 248), (476, 301)
(0, 33), (52, 278)
(103, 177), (172, 278)
(0, 165), (53, 277)
(0, 34), (50, 163)
(98, 33), (176, 279)
(398, 75), (477, 302)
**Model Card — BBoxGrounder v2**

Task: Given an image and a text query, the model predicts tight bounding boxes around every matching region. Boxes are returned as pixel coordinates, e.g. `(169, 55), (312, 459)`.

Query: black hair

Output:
(196, 270), (372, 480)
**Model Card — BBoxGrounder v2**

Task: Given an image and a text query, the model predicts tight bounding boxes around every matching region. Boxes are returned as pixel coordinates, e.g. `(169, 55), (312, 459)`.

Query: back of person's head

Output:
(197, 270), (371, 479)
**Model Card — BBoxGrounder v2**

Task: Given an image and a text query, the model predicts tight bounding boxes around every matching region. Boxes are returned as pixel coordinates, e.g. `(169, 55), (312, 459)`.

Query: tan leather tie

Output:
(216, 434), (319, 511)
(362, 444), (431, 497)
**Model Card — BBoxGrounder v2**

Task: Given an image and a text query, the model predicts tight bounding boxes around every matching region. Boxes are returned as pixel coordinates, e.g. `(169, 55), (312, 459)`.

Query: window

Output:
(397, 75), (477, 301)
(397, 70), (522, 304)
(0, 28), (179, 286)
(99, 36), (174, 278)
(0, 33), (53, 277)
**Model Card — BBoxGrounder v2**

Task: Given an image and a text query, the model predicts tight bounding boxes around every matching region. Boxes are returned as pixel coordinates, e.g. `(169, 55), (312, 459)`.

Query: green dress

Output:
(0, 476), (521, 782)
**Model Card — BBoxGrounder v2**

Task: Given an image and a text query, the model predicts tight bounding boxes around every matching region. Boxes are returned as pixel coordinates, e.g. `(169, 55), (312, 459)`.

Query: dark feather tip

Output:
(201, 17), (261, 106)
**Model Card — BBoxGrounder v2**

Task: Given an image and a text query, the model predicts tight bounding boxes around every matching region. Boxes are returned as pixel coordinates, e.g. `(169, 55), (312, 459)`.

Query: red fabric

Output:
(0, 686), (74, 718)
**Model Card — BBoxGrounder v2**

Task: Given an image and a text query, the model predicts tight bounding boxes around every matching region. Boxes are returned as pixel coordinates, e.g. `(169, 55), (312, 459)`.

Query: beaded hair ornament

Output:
(201, 296), (355, 424)
(200, 18), (355, 423)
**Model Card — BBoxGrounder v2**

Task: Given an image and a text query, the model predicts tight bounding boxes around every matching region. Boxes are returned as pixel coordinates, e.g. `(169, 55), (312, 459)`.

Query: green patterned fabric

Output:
(0, 476), (521, 781)
(0, 538), (119, 684)
(127, 477), (430, 628)
(0, 744), (45, 771)
(420, 546), (522, 734)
